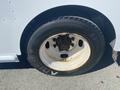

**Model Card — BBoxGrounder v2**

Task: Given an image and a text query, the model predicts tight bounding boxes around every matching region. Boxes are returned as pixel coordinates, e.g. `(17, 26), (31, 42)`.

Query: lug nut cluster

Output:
(45, 34), (83, 59)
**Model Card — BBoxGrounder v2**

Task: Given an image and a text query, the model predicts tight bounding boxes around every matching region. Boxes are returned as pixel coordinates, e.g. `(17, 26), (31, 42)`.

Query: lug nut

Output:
(71, 37), (75, 41)
(53, 44), (57, 48)
(71, 43), (74, 47)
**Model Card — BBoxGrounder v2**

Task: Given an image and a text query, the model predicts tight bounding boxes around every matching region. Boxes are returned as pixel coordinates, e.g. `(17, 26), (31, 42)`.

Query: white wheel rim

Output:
(39, 33), (91, 71)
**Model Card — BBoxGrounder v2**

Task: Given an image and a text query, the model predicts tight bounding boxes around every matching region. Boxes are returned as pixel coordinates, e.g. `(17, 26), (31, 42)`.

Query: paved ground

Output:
(0, 63), (119, 90)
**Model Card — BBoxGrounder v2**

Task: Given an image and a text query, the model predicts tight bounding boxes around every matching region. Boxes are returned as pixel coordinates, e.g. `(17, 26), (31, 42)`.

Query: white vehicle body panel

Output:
(0, 0), (120, 62)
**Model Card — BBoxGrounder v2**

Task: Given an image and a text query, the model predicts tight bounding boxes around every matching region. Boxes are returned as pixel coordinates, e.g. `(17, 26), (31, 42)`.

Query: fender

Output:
(0, 0), (119, 62)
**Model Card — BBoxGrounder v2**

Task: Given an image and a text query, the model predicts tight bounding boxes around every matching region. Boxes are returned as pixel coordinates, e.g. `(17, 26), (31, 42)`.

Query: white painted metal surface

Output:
(0, 0), (119, 61)
(0, 55), (19, 62)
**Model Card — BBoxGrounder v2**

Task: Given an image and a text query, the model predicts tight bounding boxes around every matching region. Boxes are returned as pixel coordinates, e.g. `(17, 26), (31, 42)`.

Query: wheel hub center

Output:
(56, 34), (72, 51)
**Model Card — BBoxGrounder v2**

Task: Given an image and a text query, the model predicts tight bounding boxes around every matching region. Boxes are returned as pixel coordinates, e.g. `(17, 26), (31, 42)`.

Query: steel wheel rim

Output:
(39, 33), (91, 71)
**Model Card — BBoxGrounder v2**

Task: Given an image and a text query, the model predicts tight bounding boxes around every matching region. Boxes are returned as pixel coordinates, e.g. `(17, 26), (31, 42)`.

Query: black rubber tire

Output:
(27, 16), (105, 76)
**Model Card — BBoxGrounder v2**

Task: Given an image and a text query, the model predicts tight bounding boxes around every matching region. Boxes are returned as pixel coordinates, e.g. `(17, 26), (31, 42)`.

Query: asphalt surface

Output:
(0, 63), (119, 90)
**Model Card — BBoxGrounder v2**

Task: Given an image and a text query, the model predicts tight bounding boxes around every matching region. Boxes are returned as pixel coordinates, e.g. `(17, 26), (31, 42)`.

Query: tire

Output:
(27, 16), (105, 76)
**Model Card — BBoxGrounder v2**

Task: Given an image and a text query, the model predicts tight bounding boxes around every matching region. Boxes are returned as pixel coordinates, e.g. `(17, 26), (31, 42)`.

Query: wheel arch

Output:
(20, 5), (116, 55)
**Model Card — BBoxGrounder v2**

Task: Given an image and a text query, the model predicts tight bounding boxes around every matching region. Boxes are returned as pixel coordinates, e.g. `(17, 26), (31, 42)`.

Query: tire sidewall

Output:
(27, 17), (105, 76)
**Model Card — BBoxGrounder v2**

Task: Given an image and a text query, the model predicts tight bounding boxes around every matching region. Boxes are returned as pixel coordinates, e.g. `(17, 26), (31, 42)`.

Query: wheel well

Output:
(20, 5), (116, 55)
